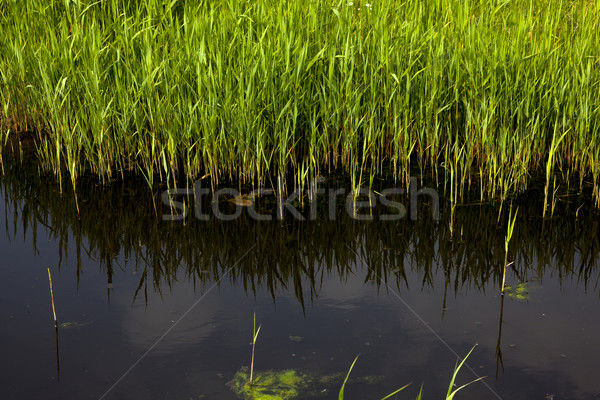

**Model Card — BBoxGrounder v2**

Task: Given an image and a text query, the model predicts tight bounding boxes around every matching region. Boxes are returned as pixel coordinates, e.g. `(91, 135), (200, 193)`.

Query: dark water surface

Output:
(1, 158), (600, 400)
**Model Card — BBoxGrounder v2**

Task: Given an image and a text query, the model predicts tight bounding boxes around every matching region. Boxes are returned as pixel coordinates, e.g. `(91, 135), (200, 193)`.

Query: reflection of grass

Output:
(1, 0), (600, 203)
(3, 155), (600, 308)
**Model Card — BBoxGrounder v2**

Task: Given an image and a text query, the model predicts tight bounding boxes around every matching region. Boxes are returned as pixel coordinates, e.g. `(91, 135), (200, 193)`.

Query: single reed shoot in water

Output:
(47, 268), (57, 328)
(501, 207), (518, 295)
(249, 313), (261, 387)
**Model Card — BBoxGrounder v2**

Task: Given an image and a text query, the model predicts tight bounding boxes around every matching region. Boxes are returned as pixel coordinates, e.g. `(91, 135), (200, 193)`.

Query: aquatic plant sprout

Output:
(230, 346), (481, 399)
(338, 355), (411, 400)
(1, 0), (599, 206)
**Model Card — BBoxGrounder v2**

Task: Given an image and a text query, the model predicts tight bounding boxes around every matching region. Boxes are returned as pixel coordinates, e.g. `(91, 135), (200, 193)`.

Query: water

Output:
(1, 158), (600, 400)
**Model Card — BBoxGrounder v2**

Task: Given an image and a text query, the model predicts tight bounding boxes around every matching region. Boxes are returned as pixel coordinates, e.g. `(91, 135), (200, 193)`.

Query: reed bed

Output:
(1, 0), (599, 204)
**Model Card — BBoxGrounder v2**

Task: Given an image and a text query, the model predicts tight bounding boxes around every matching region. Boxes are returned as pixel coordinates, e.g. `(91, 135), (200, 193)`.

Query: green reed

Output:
(339, 355), (411, 400)
(1, 0), (599, 203)
(339, 346), (481, 400)
(501, 205), (518, 294)
(250, 312), (261, 387)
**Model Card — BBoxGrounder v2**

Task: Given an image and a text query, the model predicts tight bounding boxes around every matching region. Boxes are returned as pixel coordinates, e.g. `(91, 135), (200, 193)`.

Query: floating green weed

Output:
(58, 321), (94, 330)
(504, 283), (530, 301)
(232, 368), (306, 400)
(231, 345), (481, 399)
(230, 366), (387, 400)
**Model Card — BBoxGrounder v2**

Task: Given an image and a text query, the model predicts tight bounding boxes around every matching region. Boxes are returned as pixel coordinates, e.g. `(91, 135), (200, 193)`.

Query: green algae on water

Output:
(228, 366), (383, 400)
(230, 367), (308, 400)
(59, 321), (94, 330)
(503, 283), (530, 301)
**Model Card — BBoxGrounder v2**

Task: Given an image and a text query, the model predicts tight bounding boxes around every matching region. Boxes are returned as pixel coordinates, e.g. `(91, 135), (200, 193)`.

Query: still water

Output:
(1, 158), (600, 400)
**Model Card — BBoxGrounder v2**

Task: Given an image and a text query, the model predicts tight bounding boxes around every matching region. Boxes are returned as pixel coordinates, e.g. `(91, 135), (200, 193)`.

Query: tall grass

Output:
(1, 0), (599, 202)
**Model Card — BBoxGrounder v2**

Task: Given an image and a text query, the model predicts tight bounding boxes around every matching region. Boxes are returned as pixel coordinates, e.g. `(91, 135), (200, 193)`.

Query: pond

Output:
(1, 156), (600, 400)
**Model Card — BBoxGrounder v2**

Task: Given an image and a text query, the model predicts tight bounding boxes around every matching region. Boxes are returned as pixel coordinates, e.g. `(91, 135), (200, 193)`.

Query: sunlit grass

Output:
(339, 345), (482, 399)
(1, 0), (599, 203)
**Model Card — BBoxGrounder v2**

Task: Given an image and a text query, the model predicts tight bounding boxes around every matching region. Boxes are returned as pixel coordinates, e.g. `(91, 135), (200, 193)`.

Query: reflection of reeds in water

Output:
(47, 267), (60, 381)
(47, 268), (58, 328)
(0, 0), (599, 205)
(3, 156), (600, 309)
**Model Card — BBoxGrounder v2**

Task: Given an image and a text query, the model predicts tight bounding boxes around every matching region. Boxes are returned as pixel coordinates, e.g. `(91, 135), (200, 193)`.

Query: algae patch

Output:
(228, 366), (383, 400)
(504, 282), (530, 301)
(229, 367), (309, 400)
(59, 321), (94, 330)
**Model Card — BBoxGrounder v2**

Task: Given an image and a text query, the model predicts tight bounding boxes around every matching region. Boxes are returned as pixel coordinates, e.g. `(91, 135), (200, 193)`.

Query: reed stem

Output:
(501, 207), (518, 294)
(249, 313), (261, 387)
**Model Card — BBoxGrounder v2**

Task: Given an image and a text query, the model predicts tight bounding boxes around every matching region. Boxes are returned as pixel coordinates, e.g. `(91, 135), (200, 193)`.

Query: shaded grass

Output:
(1, 0), (599, 200)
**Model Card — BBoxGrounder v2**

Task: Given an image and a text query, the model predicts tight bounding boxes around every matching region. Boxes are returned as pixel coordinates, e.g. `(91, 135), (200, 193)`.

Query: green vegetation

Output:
(231, 367), (354, 399)
(58, 321), (94, 330)
(233, 314), (479, 400)
(503, 282), (531, 301)
(1, 0), (599, 201)
(338, 356), (410, 400)
(230, 347), (480, 399)
(443, 346), (484, 400)
(501, 205), (518, 294)
(231, 368), (309, 400)
(250, 313), (262, 387)
(230, 366), (384, 399)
